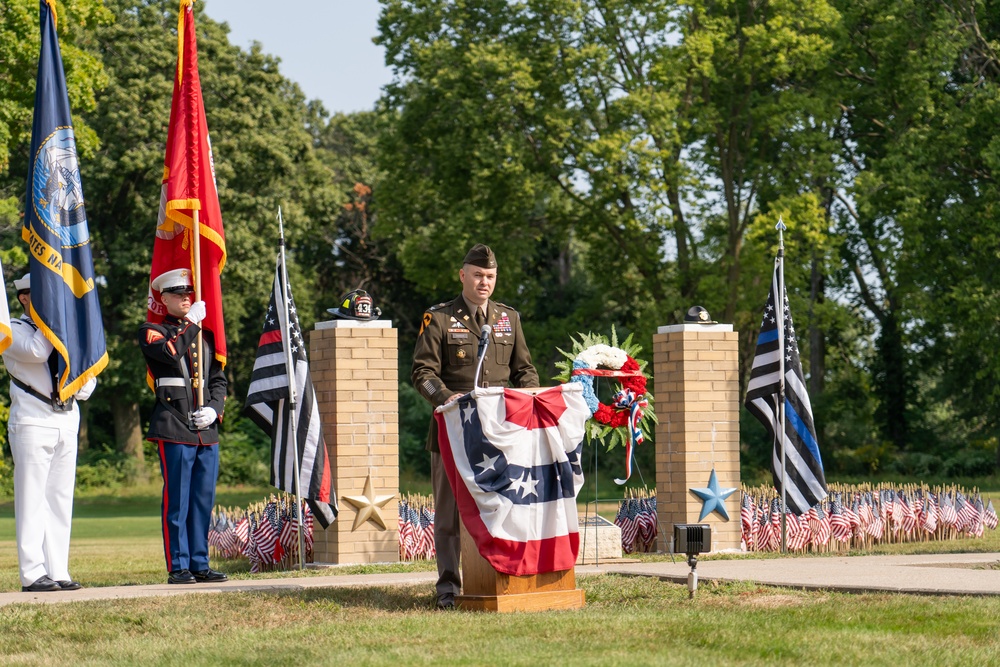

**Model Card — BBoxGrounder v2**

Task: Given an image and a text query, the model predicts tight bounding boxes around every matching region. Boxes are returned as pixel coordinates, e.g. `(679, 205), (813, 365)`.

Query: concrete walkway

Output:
(589, 551), (1000, 597)
(2, 552), (998, 608)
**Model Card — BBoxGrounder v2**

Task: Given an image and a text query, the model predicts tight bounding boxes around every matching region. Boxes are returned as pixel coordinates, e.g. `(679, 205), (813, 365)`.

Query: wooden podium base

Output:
(456, 525), (586, 613)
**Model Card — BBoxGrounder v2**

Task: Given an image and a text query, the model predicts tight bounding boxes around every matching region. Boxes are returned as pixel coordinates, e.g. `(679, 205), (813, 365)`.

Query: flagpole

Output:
(278, 207), (307, 571)
(776, 217), (788, 553)
(193, 209), (205, 408)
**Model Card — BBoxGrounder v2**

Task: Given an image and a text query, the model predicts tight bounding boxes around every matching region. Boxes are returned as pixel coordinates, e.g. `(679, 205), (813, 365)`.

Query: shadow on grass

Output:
(247, 585), (438, 612)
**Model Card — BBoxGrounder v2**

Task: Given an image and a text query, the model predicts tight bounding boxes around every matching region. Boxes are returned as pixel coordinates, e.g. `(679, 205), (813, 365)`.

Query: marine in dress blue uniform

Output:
(139, 269), (228, 584)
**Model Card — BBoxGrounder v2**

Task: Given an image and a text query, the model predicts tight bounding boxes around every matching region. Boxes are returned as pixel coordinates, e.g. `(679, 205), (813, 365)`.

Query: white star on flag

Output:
(476, 453), (499, 473)
(520, 472), (539, 498)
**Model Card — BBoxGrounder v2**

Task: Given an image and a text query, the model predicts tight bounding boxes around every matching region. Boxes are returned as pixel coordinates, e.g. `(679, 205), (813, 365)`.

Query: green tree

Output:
(0, 0), (111, 176)
(377, 0), (842, 327)
(826, 0), (1000, 468)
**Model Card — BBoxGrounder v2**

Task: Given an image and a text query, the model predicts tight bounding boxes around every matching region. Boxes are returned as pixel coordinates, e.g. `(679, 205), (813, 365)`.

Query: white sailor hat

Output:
(13, 274), (30, 292)
(151, 268), (194, 294)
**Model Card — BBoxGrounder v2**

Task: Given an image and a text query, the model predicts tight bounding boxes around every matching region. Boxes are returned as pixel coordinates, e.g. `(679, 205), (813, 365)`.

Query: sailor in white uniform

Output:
(3, 274), (96, 592)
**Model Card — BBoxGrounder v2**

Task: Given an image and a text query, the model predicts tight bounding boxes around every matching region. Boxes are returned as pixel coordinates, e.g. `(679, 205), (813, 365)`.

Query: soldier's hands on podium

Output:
(192, 406), (217, 428)
(186, 301), (206, 324)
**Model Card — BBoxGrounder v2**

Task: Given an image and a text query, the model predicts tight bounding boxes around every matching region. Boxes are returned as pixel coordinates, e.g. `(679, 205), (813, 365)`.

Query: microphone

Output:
(473, 324), (492, 388)
(478, 324), (492, 352)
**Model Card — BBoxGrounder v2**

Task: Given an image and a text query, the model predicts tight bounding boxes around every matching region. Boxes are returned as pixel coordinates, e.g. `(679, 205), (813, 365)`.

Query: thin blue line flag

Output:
(23, 0), (107, 400)
(745, 261), (828, 515)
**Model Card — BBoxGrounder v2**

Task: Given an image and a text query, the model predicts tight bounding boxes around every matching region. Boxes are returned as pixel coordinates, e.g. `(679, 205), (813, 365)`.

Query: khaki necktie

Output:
(476, 308), (486, 329)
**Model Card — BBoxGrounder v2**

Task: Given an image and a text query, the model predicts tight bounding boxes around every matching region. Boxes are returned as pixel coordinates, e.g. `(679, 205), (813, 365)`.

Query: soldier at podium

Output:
(412, 243), (539, 609)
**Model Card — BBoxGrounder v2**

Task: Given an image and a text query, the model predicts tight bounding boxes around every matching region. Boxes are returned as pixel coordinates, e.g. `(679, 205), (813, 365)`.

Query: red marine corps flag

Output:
(435, 385), (591, 575)
(146, 0), (226, 366)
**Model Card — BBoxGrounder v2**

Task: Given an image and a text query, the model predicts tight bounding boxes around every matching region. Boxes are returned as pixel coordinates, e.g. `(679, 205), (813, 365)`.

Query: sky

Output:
(200, 0), (393, 115)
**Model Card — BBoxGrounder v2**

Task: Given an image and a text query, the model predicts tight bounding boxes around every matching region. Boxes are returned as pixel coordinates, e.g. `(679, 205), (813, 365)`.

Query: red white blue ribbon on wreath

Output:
(569, 352), (649, 485)
(611, 388), (649, 485)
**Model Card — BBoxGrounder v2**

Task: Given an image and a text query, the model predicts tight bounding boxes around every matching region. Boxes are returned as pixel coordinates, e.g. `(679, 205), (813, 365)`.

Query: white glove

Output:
(192, 406), (218, 429)
(185, 300), (207, 324)
(74, 377), (98, 401)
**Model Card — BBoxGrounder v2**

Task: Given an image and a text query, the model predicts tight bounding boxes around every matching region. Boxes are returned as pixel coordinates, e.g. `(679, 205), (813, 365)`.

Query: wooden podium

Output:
(456, 524), (586, 612)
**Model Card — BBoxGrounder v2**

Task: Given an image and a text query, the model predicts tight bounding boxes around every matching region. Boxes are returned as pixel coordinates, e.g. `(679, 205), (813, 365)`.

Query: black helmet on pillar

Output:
(327, 289), (381, 321)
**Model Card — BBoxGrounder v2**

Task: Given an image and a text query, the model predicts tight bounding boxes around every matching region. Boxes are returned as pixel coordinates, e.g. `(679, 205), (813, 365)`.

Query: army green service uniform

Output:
(412, 294), (539, 601)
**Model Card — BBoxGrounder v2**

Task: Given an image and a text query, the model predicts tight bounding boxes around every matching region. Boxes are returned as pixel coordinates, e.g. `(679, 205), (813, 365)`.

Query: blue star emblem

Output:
(690, 469), (737, 521)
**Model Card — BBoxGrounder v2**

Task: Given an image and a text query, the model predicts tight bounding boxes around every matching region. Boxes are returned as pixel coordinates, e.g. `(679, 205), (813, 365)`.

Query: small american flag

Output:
(408, 504), (424, 560)
(264, 502), (286, 563)
(939, 493), (958, 527)
(808, 504), (831, 546)
(972, 496), (986, 538)
(636, 498), (657, 551)
(921, 494), (938, 534)
(419, 506), (436, 559)
(898, 493), (917, 535)
(829, 495), (852, 543)
(956, 492), (978, 533)
(787, 511), (811, 551)
(242, 515), (261, 573)
(847, 497), (862, 536)
(397, 500), (415, 560)
(253, 512), (278, 565)
(984, 499), (999, 531)
(278, 505), (295, 552)
(617, 499), (639, 554)
(741, 494), (756, 551)
(757, 499), (777, 552)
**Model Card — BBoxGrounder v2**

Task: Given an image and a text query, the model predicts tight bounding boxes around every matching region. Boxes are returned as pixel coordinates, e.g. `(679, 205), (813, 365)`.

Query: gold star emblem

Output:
(341, 475), (395, 531)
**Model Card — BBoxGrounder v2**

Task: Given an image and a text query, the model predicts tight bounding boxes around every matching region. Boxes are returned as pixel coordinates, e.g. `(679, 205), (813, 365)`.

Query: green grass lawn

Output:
(0, 577), (997, 666)
(0, 485), (998, 665)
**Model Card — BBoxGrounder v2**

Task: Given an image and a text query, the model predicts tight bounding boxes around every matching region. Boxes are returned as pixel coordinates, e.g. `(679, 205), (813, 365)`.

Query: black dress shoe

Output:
(192, 568), (228, 583)
(21, 576), (61, 592)
(56, 580), (82, 591)
(168, 569), (196, 585)
(436, 593), (456, 610)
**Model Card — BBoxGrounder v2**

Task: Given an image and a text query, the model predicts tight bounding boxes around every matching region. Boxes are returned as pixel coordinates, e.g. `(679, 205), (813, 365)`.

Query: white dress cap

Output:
(151, 268), (194, 294)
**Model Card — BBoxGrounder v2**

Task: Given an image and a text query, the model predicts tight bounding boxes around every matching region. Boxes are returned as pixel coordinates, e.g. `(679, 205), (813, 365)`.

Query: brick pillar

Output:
(309, 319), (399, 564)
(653, 323), (741, 552)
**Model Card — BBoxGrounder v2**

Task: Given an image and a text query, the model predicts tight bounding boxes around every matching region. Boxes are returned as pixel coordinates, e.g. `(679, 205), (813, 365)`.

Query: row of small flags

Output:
(210, 482), (997, 567)
(741, 483), (999, 552)
(399, 490), (662, 558)
(614, 488), (657, 554)
(398, 494), (436, 561)
(208, 495), (315, 572)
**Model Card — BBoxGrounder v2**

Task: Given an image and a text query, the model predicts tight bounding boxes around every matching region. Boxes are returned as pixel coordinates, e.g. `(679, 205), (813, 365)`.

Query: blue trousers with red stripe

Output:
(157, 441), (219, 572)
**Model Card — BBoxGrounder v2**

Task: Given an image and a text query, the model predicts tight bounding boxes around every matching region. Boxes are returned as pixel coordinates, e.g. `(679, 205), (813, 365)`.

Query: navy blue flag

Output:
(745, 262), (828, 515)
(23, 0), (107, 399)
